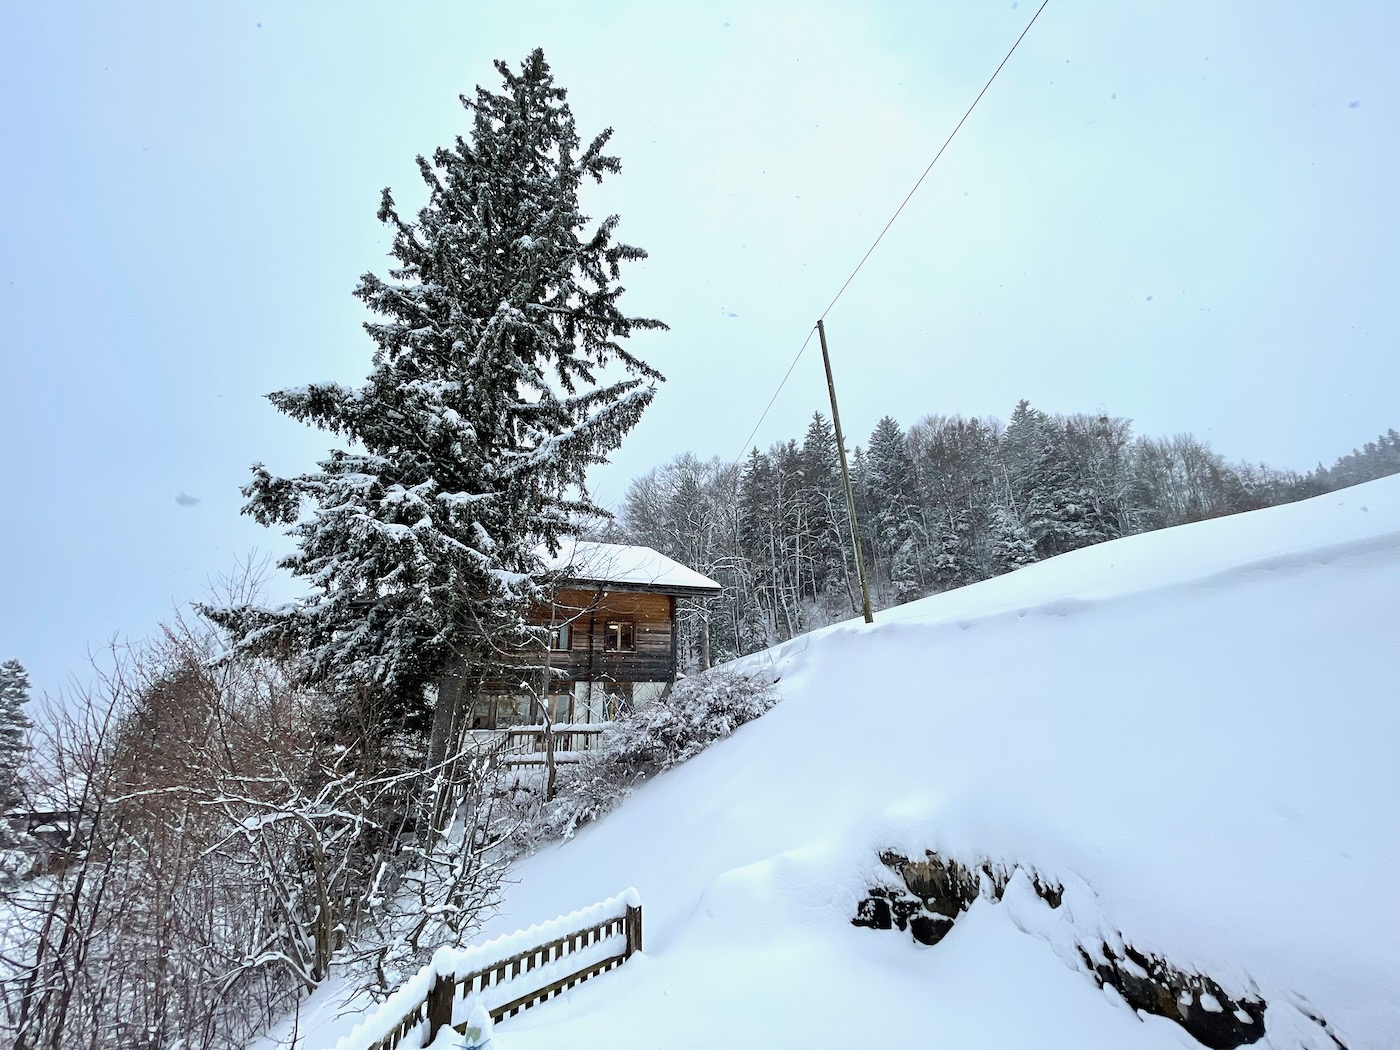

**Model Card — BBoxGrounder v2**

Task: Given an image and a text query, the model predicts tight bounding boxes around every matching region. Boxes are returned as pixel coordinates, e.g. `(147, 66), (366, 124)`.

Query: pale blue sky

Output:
(3, 2), (1397, 698)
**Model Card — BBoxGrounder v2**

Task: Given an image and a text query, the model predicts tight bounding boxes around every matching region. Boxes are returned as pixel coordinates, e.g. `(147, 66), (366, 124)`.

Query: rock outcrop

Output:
(852, 850), (1310, 1050)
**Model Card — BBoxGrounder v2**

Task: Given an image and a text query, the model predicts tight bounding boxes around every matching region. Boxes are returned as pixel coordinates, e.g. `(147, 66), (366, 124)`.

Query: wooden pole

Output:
(425, 971), (454, 1044)
(816, 319), (874, 624)
(625, 904), (643, 957)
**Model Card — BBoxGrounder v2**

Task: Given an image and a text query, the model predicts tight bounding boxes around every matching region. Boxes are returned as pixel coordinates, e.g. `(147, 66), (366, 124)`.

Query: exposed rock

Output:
(908, 912), (954, 946)
(1031, 874), (1063, 909)
(887, 851), (984, 917)
(851, 890), (892, 930)
(1077, 942), (1269, 1049)
(851, 885), (927, 935)
(852, 850), (1297, 1050)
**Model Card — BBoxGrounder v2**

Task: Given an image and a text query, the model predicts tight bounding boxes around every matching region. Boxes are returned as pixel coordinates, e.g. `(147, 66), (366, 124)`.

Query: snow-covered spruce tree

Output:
(205, 49), (664, 741)
(866, 416), (926, 600)
(988, 505), (1038, 572)
(0, 659), (34, 864)
(799, 412), (857, 613)
(0, 659), (32, 797)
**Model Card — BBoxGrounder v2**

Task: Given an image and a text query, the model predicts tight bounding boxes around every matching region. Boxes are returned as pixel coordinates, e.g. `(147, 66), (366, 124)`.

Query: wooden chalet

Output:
(439, 542), (722, 730)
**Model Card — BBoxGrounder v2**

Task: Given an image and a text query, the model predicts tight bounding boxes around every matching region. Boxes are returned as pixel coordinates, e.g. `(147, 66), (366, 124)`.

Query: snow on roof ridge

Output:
(543, 539), (722, 593)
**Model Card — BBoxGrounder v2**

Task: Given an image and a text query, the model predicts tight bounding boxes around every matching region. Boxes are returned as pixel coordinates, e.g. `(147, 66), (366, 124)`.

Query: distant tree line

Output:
(618, 402), (1398, 668)
(1308, 428), (1400, 490)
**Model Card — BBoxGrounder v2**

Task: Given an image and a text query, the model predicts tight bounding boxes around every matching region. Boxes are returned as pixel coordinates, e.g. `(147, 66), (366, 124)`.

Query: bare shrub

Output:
(515, 668), (779, 848)
(1, 587), (506, 1048)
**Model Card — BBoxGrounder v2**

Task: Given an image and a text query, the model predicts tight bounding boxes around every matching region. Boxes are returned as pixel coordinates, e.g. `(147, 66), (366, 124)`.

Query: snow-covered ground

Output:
(291, 476), (1400, 1050)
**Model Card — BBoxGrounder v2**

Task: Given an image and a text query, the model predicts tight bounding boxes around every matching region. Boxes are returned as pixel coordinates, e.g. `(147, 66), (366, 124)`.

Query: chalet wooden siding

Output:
(545, 588), (676, 686)
(436, 544), (721, 730)
(452, 589), (681, 727)
(470, 588), (674, 687)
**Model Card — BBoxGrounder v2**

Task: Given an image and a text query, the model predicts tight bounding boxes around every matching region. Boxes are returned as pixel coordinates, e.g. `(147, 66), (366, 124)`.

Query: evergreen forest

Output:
(613, 403), (1400, 667)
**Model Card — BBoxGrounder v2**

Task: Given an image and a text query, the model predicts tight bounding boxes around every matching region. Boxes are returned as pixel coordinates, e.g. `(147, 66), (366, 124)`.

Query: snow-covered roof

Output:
(543, 541), (722, 596)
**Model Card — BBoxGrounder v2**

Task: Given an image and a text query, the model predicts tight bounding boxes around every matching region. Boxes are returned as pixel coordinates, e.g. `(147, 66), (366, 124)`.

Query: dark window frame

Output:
(603, 618), (636, 652)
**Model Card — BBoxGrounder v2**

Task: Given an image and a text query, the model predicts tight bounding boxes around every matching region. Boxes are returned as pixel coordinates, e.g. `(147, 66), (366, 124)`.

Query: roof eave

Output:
(561, 577), (723, 598)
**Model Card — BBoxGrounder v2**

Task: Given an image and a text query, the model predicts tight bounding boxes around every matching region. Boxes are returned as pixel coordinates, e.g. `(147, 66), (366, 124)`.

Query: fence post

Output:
(425, 971), (454, 1046)
(624, 904), (643, 958)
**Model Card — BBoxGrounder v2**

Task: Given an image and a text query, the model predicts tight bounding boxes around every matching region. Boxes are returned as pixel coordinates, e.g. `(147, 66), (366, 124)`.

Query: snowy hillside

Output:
(310, 476), (1400, 1050)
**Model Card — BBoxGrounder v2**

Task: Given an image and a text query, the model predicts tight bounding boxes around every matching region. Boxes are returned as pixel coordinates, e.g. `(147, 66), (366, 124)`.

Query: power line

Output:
(818, 0), (1050, 322)
(731, 327), (817, 467)
(730, 0), (1050, 468)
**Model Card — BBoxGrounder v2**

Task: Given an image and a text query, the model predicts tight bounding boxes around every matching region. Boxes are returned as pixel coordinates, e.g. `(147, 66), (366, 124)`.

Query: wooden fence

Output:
(500, 724), (609, 767)
(358, 892), (642, 1050)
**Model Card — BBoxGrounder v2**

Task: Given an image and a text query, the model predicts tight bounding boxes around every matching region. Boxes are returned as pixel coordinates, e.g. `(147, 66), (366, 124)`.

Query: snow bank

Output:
(297, 478), (1399, 1050)
(477, 478), (1400, 1049)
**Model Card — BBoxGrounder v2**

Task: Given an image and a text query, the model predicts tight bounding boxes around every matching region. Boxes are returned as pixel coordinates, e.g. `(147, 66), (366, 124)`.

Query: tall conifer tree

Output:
(865, 416), (924, 594)
(799, 412), (849, 604)
(0, 659), (33, 862)
(206, 50), (665, 731)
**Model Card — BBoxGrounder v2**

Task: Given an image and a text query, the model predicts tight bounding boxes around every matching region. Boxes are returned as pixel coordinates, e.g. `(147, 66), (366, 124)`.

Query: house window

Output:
(548, 622), (572, 651)
(603, 619), (635, 652)
(487, 693), (530, 730)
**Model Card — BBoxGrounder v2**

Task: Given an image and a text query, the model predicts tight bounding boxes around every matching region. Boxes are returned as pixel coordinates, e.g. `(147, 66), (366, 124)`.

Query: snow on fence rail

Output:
(500, 723), (609, 767)
(332, 889), (642, 1050)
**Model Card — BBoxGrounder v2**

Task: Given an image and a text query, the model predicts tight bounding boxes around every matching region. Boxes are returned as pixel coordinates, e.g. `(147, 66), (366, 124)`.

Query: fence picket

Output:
(336, 891), (642, 1050)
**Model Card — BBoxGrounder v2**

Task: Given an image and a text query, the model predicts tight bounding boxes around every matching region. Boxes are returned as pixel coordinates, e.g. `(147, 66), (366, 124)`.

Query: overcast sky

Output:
(4, 1), (1397, 699)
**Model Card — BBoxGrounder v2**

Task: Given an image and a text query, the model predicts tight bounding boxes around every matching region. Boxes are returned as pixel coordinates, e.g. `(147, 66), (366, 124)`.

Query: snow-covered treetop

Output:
(204, 49), (667, 719)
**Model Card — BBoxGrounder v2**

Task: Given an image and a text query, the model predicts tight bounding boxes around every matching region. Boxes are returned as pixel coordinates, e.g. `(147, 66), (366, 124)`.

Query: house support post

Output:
(668, 595), (679, 680)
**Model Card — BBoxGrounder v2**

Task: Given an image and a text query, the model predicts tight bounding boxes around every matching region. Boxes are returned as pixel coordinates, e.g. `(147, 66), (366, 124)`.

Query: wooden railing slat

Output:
(486, 951), (629, 1022)
(365, 894), (639, 1050)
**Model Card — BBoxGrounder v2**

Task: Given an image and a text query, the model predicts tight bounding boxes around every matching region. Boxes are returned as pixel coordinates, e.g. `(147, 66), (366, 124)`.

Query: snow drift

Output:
(305, 476), (1400, 1049)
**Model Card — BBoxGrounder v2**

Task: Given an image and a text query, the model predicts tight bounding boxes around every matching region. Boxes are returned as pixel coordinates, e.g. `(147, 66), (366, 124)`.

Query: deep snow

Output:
(295, 476), (1400, 1050)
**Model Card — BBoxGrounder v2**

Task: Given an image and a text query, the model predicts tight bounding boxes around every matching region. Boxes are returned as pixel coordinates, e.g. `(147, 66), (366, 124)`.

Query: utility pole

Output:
(816, 319), (874, 624)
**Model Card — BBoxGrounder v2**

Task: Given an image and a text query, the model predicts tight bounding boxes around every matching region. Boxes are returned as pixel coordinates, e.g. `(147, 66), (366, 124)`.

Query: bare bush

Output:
(0, 592), (506, 1049)
(513, 668), (779, 849)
